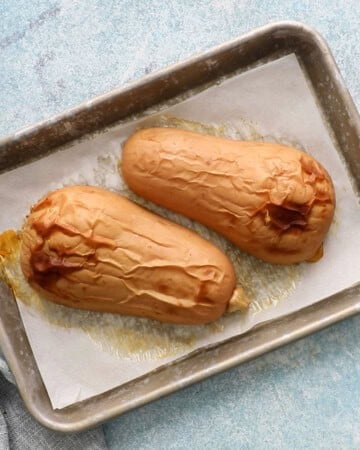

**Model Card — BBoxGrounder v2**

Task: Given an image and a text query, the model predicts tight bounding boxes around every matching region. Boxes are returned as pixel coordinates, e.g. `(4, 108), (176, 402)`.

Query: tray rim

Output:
(0, 20), (359, 432)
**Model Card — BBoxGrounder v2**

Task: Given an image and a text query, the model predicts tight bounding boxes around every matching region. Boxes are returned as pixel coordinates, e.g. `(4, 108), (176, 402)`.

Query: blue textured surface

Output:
(1, 1), (359, 449)
(0, 0), (359, 136)
(105, 316), (360, 449)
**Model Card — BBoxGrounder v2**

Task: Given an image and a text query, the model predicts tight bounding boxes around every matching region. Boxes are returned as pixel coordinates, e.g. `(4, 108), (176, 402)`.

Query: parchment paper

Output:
(1, 54), (360, 409)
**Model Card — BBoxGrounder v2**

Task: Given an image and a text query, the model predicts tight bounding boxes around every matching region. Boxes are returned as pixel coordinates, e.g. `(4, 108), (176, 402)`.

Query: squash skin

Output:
(20, 185), (237, 325)
(121, 128), (335, 264)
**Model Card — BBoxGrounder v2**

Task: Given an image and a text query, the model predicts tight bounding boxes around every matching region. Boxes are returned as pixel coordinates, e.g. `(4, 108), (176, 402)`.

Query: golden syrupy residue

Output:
(230, 250), (301, 313)
(0, 230), (20, 259)
(144, 115), (227, 137)
(136, 114), (308, 147)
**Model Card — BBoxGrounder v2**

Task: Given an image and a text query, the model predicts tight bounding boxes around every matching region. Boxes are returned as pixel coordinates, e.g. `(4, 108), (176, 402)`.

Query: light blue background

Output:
(1, 1), (359, 449)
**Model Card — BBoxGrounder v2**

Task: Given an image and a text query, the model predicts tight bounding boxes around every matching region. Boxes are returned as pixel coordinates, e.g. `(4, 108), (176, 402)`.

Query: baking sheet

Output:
(1, 54), (360, 410)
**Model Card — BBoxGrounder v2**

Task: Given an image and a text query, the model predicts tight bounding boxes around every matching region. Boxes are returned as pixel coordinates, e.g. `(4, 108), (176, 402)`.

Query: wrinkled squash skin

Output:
(20, 186), (239, 325)
(121, 128), (335, 264)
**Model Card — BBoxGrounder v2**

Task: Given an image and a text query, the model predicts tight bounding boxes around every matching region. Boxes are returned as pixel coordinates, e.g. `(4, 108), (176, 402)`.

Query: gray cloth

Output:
(0, 354), (107, 450)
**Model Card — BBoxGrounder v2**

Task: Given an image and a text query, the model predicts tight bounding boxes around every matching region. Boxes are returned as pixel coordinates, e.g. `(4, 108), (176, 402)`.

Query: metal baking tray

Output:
(0, 21), (359, 432)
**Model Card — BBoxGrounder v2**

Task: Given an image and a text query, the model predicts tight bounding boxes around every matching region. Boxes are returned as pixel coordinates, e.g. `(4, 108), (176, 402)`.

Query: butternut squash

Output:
(20, 186), (247, 324)
(121, 128), (335, 264)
